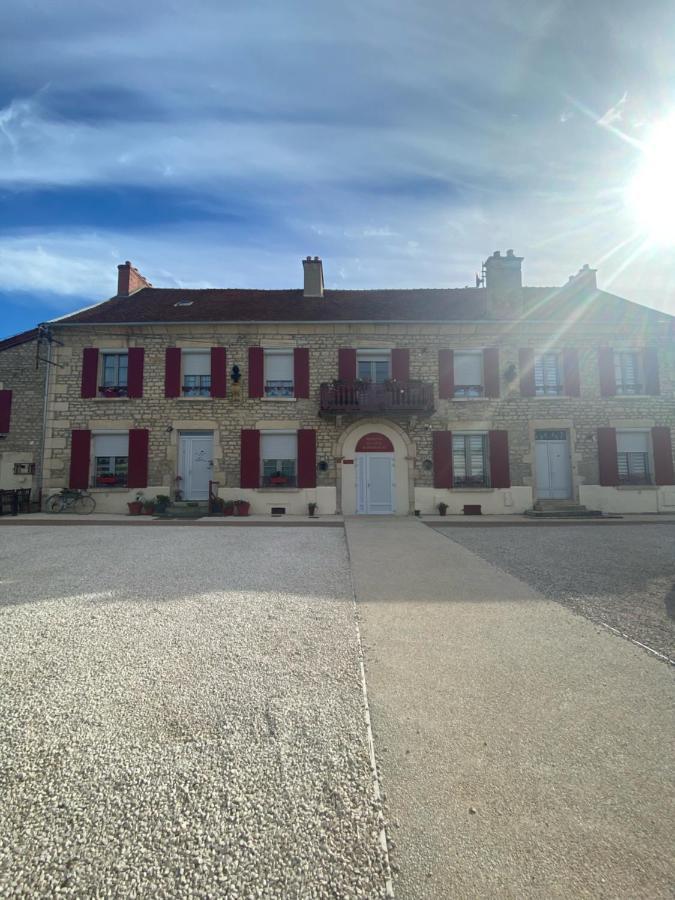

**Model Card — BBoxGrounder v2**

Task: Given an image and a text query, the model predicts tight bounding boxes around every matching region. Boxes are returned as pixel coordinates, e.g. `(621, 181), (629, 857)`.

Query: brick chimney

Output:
(302, 256), (324, 298)
(566, 263), (597, 290)
(117, 261), (152, 296)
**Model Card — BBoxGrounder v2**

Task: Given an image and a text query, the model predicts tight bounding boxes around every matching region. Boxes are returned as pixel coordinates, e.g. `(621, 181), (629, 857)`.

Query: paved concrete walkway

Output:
(346, 517), (675, 899)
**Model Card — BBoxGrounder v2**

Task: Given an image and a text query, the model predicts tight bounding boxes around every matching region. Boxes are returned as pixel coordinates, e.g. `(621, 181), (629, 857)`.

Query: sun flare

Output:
(626, 113), (675, 245)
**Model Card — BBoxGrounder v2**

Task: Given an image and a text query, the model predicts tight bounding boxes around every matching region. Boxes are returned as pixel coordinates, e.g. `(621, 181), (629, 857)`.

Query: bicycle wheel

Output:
(74, 494), (96, 515)
(46, 494), (64, 513)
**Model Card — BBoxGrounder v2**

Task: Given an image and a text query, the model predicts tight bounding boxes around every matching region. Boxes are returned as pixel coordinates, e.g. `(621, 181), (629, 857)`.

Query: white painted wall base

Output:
(0, 452), (35, 492)
(42, 486), (170, 514)
(217, 486), (337, 516)
(579, 485), (675, 514)
(415, 486), (533, 515)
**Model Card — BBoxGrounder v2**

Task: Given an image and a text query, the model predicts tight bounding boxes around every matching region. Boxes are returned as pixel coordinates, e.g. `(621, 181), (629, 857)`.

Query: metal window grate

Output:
(617, 451), (651, 484)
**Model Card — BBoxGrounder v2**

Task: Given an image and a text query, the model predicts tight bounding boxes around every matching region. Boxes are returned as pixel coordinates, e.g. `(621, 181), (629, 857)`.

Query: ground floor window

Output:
(261, 432), (297, 486)
(617, 431), (652, 484)
(93, 433), (129, 487)
(453, 433), (489, 488)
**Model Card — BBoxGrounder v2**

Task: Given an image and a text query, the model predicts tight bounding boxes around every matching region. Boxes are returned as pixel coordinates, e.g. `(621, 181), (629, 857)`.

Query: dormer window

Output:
(174, 299), (194, 308)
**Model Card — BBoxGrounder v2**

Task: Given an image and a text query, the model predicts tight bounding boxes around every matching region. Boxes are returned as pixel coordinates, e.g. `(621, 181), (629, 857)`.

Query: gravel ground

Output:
(0, 527), (388, 898)
(433, 524), (675, 661)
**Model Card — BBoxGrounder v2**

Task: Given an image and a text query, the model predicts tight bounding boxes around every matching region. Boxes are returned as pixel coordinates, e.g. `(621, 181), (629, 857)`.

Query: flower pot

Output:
(141, 505), (155, 516)
(127, 501), (143, 516)
(234, 501), (251, 517)
(222, 507), (234, 517)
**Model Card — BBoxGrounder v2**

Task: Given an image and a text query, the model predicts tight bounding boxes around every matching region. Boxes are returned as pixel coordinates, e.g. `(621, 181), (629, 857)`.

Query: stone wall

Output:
(0, 336), (47, 494)
(43, 317), (675, 513)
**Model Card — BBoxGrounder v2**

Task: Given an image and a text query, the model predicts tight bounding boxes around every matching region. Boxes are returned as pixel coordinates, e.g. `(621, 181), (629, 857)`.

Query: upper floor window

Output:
(534, 352), (562, 396)
(454, 353), (483, 398)
(357, 351), (390, 384)
(264, 350), (294, 398)
(616, 431), (652, 484)
(614, 352), (641, 395)
(261, 432), (297, 486)
(182, 351), (211, 396)
(93, 433), (128, 487)
(453, 433), (489, 488)
(101, 353), (128, 398)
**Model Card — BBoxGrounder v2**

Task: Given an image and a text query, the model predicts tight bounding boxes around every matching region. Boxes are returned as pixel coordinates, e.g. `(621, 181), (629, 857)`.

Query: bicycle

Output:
(46, 489), (96, 515)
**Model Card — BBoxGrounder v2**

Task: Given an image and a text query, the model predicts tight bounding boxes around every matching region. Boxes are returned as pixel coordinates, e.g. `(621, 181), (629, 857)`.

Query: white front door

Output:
(179, 432), (213, 500)
(535, 430), (572, 499)
(356, 453), (395, 514)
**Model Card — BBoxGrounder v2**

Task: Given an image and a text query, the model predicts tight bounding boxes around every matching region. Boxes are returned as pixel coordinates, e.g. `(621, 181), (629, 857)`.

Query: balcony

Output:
(319, 380), (435, 416)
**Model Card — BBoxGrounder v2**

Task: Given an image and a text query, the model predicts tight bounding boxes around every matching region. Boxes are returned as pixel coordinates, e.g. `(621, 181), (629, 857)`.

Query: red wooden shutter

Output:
(294, 348), (310, 399)
(338, 348), (357, 381)
(240, 429), (260, 488)
(652, 427), (674, 485)
(598, 347), (616, 397)
(210, 347), (227, 398)
(127, 348), (144, 398)
(127, 429), (149, 489)
(483, 348), (500, 398)
(248, 347), (264, 398)
(164, 348), (181, 397)
(438, 350), (454, 399)
(643, 348), (660, 396)
(0, 390), (11, 433)
(489, 430), (510, 488)
(391, 348), (410, 381)
(519, 348), (535, 397)
(563, 349), (580, 397)
(597, 427), (619, 486)
(297, 429), (317, 488)
(81, 348), (99, 398)
(432, 431), (453, 488)
(69, 429), (91, 489)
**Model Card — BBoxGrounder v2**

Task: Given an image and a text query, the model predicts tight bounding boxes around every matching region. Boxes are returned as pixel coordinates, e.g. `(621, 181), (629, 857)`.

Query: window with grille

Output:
(261, 432), (297, 486)
(614, 352), (641, 395)
(616, 431), (652, 484)
(93, 433), (128, 487)
(357, 351), (390, 383)
(534, 353), (562, 395)
(453, 433), (489, 488)
(264, 351), (294, 397)
(453, 353), (483, 397)
(100, 353), (128, 397)
(182, 351), (211, 396)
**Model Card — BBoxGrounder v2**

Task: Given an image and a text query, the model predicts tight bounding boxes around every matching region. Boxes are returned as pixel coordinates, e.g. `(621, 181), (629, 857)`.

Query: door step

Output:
(156, 500), (209, 519)
(525, 503), (603, 518)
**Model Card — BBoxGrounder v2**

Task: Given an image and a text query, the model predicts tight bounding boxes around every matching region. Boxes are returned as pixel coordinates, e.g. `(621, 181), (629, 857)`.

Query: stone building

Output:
(9, 252), (675, 515)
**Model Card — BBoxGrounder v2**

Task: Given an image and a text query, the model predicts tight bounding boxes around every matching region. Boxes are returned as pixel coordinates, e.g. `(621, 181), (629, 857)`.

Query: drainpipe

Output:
(36, 325), (52, 509)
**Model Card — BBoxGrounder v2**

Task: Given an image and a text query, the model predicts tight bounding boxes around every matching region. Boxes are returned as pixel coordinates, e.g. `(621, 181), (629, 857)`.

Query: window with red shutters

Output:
(643, 348), (660, 396)
(69, 430), (91, 489)
(338, 348), (357, 381)
(598, 347), (616, 397)
(519, 348), (536, 396)
(127, 348), (145, 398)
(248, 347), (264, 398)
(391, 348), (410, 382)
(240, 429), (260, 487)
(127, 429), (149, 488)
(562, 349), (581, 396)
(488, 430), (510, 488)
(0, 390), (11, 433)
(297, 429), (317, 488)
(164, 348), (181, 397)
(597, 427), (619, 485)
(652, 427), (675, 485)
(210, 347), (227, 398)
(483, 348), (500, 398)
(81, 348), (99, 398)
(438, 350), (454, 399)
(432, 431), (453, 488)
(293, 348), (310, 399)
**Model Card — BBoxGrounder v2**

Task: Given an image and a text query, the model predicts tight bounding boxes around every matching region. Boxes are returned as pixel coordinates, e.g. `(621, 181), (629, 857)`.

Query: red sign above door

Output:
(355, 432), (395, 453)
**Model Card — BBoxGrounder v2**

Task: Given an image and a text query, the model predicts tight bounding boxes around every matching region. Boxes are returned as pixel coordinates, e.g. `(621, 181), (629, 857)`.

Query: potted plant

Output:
(141, 497), (156, 515)
(437, 501), (448, 517)
(155, 494), (171, 514)
(222, 500), (235, 517)
(174, 475), (183, 502)
(127, 492), (144, 516)
(270, 471), (288, 486)
(234, 499), (251, 517)
(97, 474), (117, 486)
(308, 501), (318, 517)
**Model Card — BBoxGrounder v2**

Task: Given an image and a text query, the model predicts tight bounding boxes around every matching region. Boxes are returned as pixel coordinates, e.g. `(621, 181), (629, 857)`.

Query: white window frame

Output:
(357, 350), (391, 383)
(260, 430), (297, 487)
(452, 432), (490, 488)
(616, 429), (653, 485)
(181, 349), (211, 397)
(92, 431), (129, 489)
(453, 352), (484, 398)
(534, 351), (563, 396)
(100, 351), (129, 397)
(264, 350), (294, 398)
(614, 351), (642, 396)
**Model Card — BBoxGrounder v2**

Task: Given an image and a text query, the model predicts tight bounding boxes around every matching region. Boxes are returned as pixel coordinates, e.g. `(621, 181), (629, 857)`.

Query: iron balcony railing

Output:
(319, 380), (434, 415)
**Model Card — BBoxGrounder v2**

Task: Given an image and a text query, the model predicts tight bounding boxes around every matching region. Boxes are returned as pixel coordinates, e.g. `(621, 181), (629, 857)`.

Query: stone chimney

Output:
(117, 261), (152, 296)
(483, 249), (523, 296)
(302, 256), (324, 298)
(566, 263), (597, 291)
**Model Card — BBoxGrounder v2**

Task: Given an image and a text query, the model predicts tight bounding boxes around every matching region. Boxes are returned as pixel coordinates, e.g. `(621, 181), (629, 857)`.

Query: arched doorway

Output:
(338, 421), (413, 515)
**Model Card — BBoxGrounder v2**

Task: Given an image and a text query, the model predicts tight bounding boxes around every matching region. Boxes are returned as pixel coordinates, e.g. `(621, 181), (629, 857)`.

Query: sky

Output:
(2, 0), (675, 338)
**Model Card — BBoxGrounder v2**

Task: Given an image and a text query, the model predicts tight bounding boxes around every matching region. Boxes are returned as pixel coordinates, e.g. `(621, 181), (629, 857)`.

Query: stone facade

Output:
(40, 313), (675, 515)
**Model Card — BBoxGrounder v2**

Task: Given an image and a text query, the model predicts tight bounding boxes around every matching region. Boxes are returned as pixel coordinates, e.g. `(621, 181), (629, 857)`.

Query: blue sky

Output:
(2, 0), (675, 338)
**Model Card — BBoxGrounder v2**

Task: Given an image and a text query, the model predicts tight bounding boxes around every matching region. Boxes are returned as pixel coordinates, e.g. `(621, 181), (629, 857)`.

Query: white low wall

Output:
(579, 485), (675, 514)
(42, 486), (171, 514)
(415, 486), (533, 516)
(218, 486), (337, 516)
